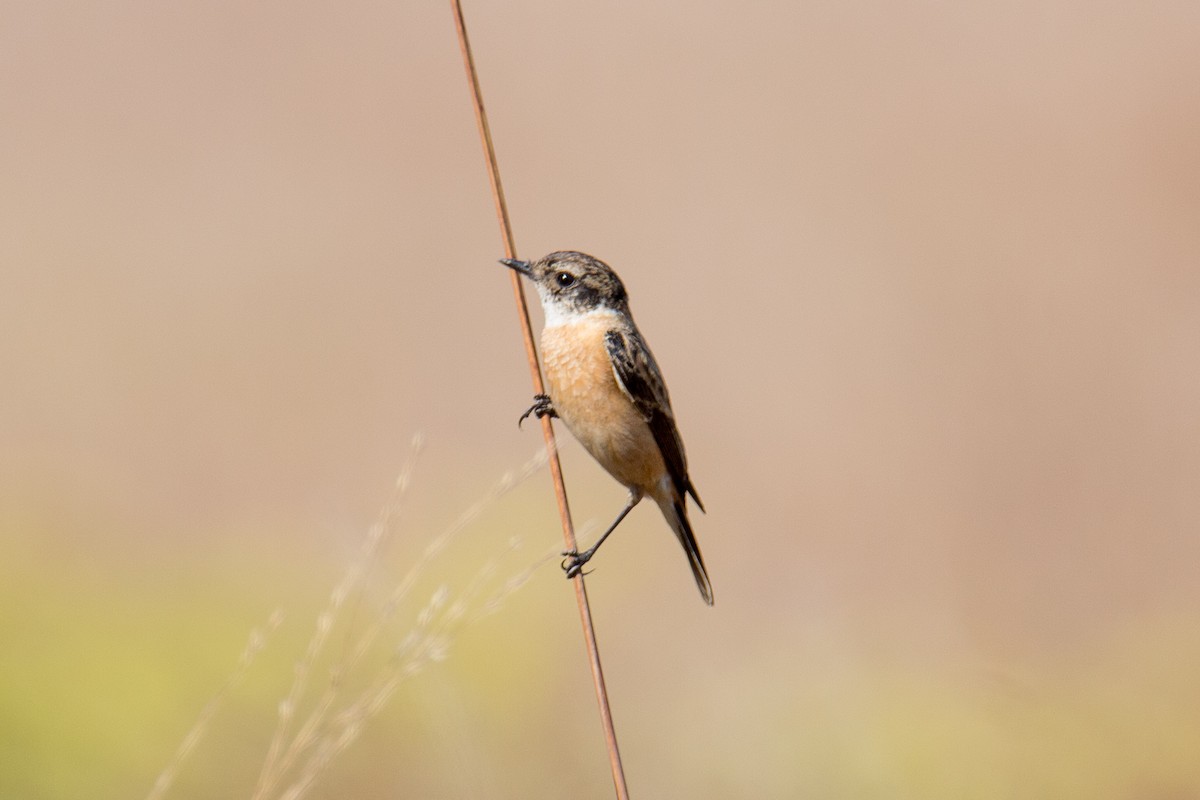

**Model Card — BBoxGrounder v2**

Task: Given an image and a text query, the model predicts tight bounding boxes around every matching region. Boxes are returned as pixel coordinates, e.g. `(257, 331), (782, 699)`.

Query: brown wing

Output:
(605, 329), (704, 511)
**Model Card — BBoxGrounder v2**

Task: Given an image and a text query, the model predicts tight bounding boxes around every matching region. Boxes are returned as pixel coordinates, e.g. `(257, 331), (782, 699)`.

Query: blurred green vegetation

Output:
(5, 0), (1200, 797)
(4, 500), (1199, 800)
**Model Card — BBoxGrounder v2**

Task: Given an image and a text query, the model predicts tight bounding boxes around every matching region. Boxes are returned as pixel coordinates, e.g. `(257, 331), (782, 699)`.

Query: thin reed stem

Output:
(448, 2), (630, 797)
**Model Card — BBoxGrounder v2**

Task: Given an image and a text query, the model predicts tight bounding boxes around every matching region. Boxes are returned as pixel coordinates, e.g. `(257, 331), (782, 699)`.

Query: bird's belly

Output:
(542, 320), (666, 492)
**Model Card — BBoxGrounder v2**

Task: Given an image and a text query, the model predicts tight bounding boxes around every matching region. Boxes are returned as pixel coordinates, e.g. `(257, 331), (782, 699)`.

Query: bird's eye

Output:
(555, 272), (576, 288)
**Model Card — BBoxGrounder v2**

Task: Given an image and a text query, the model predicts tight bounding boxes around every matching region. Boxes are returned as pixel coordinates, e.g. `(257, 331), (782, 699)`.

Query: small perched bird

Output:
(501, 251), (713, 605)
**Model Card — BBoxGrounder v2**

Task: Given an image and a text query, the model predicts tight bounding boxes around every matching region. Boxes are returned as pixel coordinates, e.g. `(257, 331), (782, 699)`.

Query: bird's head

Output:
(501, 251), (629, 324)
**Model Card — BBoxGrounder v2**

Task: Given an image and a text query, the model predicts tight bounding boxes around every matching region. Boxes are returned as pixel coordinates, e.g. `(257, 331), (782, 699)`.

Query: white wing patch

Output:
(610, 361), (637, 406)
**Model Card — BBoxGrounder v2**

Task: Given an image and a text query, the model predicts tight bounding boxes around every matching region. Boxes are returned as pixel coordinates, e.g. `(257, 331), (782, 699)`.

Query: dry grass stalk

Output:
(147, 440), (550, 800)
(252, 446), (548, 800)
(448, 1), (630, 796)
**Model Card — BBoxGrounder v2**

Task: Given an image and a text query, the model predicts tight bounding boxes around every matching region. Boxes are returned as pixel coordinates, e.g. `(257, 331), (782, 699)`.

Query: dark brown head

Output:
(500, 251), (629, 323)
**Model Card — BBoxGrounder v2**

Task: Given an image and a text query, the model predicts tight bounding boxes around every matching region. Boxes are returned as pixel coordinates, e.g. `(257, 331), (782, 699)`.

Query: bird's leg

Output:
(563, 491), (642, 579)
(518, 394), (556, 428)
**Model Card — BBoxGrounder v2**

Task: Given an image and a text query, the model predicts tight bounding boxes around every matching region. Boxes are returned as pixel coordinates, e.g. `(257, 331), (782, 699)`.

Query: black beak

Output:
(499, 258), (532, 275)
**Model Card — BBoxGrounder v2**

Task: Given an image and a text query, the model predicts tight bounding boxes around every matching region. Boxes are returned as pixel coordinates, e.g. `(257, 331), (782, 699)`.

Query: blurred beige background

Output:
(3, 1), (1199, 798)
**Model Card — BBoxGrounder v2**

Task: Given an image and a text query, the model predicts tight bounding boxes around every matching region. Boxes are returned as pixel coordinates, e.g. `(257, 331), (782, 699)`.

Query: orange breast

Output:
(541, 313), (667, 494)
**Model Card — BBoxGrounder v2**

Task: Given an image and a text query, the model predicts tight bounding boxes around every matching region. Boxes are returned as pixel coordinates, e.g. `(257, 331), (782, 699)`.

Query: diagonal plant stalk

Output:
(146, 436), (553, 800)
(449, 2), (630, 797)
(251, 435), (425, 800)
(257, 449), (546, 794)
(275, 535), (555, 800)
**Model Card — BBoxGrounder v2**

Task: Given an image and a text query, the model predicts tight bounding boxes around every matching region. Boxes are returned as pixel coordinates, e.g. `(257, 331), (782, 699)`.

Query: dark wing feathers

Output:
(605, 329), (704, 511)
(603, 329), (662, 420)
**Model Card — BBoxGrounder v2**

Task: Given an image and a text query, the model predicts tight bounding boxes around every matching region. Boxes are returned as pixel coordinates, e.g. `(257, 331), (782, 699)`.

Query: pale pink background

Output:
(3, 2), (1198, 797)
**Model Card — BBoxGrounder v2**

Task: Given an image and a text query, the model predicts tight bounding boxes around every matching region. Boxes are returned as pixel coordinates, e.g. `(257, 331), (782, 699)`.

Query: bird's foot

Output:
(560, 548), (596, 579)
(518, 394), (556, 428)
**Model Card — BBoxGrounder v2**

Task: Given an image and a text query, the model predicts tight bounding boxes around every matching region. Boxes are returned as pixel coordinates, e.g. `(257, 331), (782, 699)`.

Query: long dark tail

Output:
(657, 495), (714, 605)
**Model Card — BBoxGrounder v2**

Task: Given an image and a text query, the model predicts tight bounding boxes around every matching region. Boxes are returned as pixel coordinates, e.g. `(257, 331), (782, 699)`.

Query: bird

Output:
(501, 251), (713, 605)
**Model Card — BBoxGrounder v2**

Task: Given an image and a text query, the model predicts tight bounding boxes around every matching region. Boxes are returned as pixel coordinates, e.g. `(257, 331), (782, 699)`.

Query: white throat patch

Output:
(540, 301), (616, 330)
